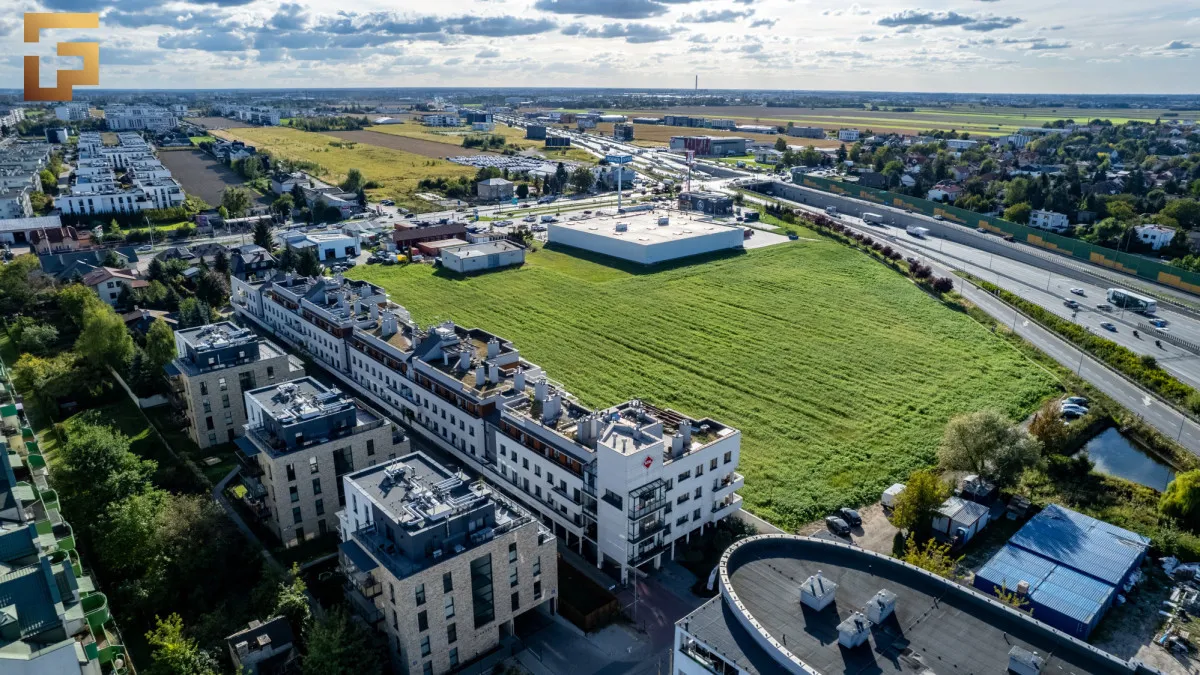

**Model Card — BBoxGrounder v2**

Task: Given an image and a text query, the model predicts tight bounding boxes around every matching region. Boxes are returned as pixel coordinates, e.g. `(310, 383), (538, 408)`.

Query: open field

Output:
(593, 122), (843, 149)
(157, 149), (271, 208)
(325, 129), (486, 158)
(184, 116), (254, 130)
(366, 123), (597, 163)
(346, 240), (1056, 529)
(213, 126), (474, 213)
(572, 106), (1200, 137)
(188, 135), (217, 145)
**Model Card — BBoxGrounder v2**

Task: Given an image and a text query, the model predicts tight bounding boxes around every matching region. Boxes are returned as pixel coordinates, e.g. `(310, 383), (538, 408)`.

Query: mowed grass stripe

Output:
(348, 243), (1054, 529)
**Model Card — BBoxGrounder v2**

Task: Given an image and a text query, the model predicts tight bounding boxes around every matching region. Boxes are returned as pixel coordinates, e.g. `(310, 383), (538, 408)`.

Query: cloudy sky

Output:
(2, 0), (1198, 94)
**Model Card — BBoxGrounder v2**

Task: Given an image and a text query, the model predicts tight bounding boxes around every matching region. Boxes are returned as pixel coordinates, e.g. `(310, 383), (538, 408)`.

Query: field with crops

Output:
(346, 237), (1056, 530)
(365, 123), (596, 164)
(212, 126), (473, 213)
(566, 106), (1200, 138)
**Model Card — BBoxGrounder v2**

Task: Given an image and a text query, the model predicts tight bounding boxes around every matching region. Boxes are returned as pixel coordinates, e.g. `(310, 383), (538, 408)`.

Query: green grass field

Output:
(213, 126), (474, 213)
(347, 239), (1057, 529)
(189, 135), (217, 145)
(366, 123), (597, 164)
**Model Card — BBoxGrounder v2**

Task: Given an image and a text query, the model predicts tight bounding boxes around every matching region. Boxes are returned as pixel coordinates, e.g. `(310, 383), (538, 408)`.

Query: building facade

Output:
(231, 273), (745, 583)
(242, 377), (409, 547)
(1028, 209), (1070, 232)
(338, 452), (558, 675)
(104, 105), (178, 131)
(167, 322), (305, 449)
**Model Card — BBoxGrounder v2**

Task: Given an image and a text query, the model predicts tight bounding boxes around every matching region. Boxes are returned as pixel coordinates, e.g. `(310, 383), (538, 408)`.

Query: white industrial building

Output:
(440, 240), (525, 273)
(547, 210), (744, 265)
(283, 231), (360, 261)
(231, 273), (744, 584)
(1028, 209), (1069, 232)
(104, 105), (178, 131)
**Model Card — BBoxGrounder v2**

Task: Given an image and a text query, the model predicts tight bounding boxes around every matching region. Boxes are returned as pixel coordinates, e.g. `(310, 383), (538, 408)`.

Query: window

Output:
(312, 478), (322, 495)
(309, 456), (319, 474)
(415, 584), (426, 606)
(534, 465), (541, 477)
(207, 432), (217, 445)
(677, 470), (690, 483)
(289, 486), (299, 503)
(200, 382), (208, 396)
(693, 508), (701, 521)
(221, 393), (230, 408)
(534, 580), (543, 600)
(511, 591), (521, 612)
(444, 595), (455, 620)
(603, 490), (623, 510)
(267, 366), (275, 380)
(522, 458), (529, 470)
(532, 556), (541, 577)
(292, 507), (302, 524)
(509, 567), (519, 588)
(470, 553), (495, 628)
(239, 371), (255, 391)
(508, 542), (518, 563)
(223, 411), (232, 425)
(422, 662), (433, 675)
(443, 572), (453, 593)
(286, 464), (296, 481)
(710, 458), (718, 471)
(417, 610), (428, 631)
(447, 623), (457, 644)
(695, 464), (704, 477)
(315, 499), (324, 516)
(391, 609), (398, 630)
(694, 486), (702, 499)
(389, 583), (395, 604)
(367, 439), (375, 456)
(205, 416), (214, 430)
(449, 648), (459, 668)
(420, 635), (430, 657)
(202, 400), (211, 413)
(218, 377), (227, 391)
(723, 451), (732, 464)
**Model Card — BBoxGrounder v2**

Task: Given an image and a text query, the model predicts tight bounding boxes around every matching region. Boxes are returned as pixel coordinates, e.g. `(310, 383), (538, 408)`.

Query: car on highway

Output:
(825, 516), (851, 537)
(1150, 318), (1169, 328)
(136, 245), (153, 253)
(1063, 299), (1080, 309)
(1100, 322), (1117, 331)
(1096, 303), (1112, 311)
(933, 214), (945, 221)
(835, 507), (862, 527)
(1003, 235), (1015, 242)
(976, 227), (987, 233)
(1070, 288), (1086, 296)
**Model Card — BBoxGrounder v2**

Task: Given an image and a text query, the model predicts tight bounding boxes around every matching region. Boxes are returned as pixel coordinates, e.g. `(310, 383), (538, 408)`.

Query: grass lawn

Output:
(73, 400), (206, 495)
(189, 136), (217, 146)
(143, 406), (237, 486)
(347, 238), (1056, 530)
(367, 123), (597, 164)
(213, 126), (474, 214)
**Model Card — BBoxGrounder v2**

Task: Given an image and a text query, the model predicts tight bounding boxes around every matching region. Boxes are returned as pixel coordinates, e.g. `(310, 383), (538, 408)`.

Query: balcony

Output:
(711, 494), (743, 519)
(711, 472), (744, 494)
(627, 518), (668, 545)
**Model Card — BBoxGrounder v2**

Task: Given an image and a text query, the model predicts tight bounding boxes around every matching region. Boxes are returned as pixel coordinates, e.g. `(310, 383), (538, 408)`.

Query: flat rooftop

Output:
(445, 240), (522, 258)
(548, 208), (741, 246)
(350, 453), (478, 528)
(681, 536), (1133, 675)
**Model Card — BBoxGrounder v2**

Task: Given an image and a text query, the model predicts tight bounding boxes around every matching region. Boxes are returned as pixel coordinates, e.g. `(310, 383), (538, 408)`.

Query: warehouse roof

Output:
(548, 209), (742, 247)
(1008, 504), (1150, 586)
(975, 544), (1116, 628)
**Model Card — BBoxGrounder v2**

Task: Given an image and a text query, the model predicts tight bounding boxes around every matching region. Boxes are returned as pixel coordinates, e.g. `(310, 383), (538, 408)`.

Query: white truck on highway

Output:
(906, 225), (930, 238)
(825, 206), (838, 217)
(862, 212), (883, 225)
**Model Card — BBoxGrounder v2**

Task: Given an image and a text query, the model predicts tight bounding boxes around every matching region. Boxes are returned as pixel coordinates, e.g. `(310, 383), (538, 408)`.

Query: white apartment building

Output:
(1135, 224), (1176, 250)
(1028, 209), (1070, 232)
(60, 133), (184, 213)
(0, 107), (25, 128)
(838, 129), (861, 142)
(54, 103), (90, 121)
(104, 105), (178, 131)
(423, 114), (462, 127)
(213, 103), (281, 126)
(0, 187), (33, 219)
(232, 273), (744, 584)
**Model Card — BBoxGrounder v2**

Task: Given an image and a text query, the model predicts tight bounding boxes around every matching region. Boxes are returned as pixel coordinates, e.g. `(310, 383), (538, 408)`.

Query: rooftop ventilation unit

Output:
(800, 572), (836, 611)
(865, 589), (896, 624)
(837, 612), (871, 649)
(1008, 646), (1044, 675)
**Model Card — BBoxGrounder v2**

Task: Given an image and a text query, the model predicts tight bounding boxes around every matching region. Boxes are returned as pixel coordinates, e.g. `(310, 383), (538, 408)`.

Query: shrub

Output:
(1161, 470), (1200, 530)
(931, 277), (954, 293)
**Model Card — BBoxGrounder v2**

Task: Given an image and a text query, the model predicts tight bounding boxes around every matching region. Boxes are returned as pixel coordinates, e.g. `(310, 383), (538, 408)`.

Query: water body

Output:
(1077, 427), (1175, 492)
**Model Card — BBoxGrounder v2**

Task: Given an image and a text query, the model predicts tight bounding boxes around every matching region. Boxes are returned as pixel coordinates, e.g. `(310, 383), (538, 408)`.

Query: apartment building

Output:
(167, 322), (305, 448)
(104, 105), (178, 131)
(54, 103), (90, 121)
(338, 452), (557, 675)
(213, 103), (282, 126)
(1028, 209), (1070, 232)
(423, 114), (462, 127)
(59, 133), (185, 214)
(0, 141), (53, 219)
(838, 128), (861, 142)
(242, 377), (408, 546)
(232, 273), (744, 584)
(0, 107), (26, 128)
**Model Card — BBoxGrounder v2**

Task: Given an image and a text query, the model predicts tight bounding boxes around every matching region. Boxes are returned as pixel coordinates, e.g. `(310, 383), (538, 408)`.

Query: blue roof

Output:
(976, 545), (1116, 627)
(1007, 504), (1149, 586)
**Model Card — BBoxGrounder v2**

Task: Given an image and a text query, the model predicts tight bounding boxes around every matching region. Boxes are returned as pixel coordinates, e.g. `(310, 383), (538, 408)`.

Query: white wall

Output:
(547, 225), (742, 265)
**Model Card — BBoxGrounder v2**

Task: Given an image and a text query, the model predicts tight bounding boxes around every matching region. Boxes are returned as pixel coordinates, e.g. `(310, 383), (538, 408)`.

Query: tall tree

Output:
(270, 194), (293, 223)
(891, 469), (950, 537)
(221, 187), (252, 219)
(296, 248), (322, 277)
(254, 218), (276, 250)
(570, 166), (595, 194)
(144, 613), (220, 675)
(341, 168), (365, 192)
(1161, 470), (1200, 528)
(274, 563), (312, 635)
(302, 608), (384, 675)
(937, 410), (1043, 487)
(213, 249), (230, 275)
(76, 302), (135, 369)
(145, 319), (176, 374)
(55, 417), (156, 527)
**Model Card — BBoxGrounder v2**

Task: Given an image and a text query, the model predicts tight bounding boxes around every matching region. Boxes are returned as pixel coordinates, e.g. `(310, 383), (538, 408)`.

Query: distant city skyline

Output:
(2, 0), (1198, 95)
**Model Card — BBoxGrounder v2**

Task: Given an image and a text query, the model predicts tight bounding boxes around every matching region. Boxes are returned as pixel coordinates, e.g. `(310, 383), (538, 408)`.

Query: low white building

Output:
(0, 187), (33, 219)
(284, 231), (360, 261)
(838, 129), (860, 142)
(104, 105), (178, 131)
(945, 139), (979, 150)
(82, 266), (148, 305)
(1028, 209), (1070, 232)
(440, 240), (525, 274)
(1135, 224), (1176, 250)
(547, 210), (743, 265)
(422, 114), (461, 127)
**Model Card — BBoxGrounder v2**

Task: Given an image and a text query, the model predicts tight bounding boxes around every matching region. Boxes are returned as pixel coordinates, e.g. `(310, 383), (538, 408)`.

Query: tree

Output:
(39, 168), (58, 195)
(196, 270), (230, 309)
(290, 181), (306, 206)
(901, 534), (961, 578)
(145, 319), (176, 374)
(17, 322), (58, 356)
(554, 162), (568, 194)
(221, 187), (251, 219)
(177, 298), (213, 329)
(296, 247), (322, 277)
(891, 470), (950, 536)
(515, 182), (529, 199)
(274, 563), (312, 634)
(57, 283), (102, 327)
(145, 613), (220, 675)
(937, 410), (1043, 487)
(277, 246), (297, 272)
(303, 608), (384, 675)
(76, 302), (134, 369)
(1003, 202), (1032, 225)
(56, 417), (156, 527)
(12, 352), (76, 412)
(271, 194), (293, 223)
(570, 166), (595, 194)
(1163, 199), (1200, 230)
(0, 254), (45, 312)
(213, 249), (230, 275)
(1028, 399), (1071, 454)
(341, 168), (365, 193)
(836, 144), (847, 162)
(1160, 470), (1200, 528)
(774, 136), (788, 152)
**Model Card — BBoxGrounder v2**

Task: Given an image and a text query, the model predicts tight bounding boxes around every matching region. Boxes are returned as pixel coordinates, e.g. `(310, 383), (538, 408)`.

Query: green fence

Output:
(794, 174), (1200, 297)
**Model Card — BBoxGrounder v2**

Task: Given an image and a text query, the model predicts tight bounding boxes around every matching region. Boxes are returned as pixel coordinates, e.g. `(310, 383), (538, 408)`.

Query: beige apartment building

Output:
(241, 377), (408, 546)
(339, 454), (558, 675)
(167, 322), (304, 449)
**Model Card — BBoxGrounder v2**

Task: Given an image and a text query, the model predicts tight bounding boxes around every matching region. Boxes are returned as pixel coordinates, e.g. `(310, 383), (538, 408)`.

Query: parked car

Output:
(1100, 322), (1117, 332)
(933, 214), (945, 221)
(1070, 288), (1086, 296)
(825, 516), (851, 537)
(1060, 403), (1089, 417)
(1064, 396), (1089, 406)
(380, 199), (395, 206)
(136, 245), (153, 252)
(976, 227), (987, 233)
(835, 508), (862, 527)
(1003, 235), (1015, 242)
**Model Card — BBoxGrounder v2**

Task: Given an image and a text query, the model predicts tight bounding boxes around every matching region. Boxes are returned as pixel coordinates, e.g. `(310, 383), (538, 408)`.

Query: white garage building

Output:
(547, 210), (744, 265)
(441, 240), (525, 273)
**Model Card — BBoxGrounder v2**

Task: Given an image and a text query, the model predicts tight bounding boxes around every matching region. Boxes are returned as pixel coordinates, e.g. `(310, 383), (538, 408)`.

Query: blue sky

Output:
(2, 0), (1198, 93)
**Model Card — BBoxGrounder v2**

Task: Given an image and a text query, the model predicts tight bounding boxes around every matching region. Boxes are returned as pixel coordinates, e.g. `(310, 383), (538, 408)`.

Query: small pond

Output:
(1075, 427), (1175, 492)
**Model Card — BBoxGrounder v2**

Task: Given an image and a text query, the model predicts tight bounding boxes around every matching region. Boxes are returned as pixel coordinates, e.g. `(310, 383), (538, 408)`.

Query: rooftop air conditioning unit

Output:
(431, 549), (443, 559)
